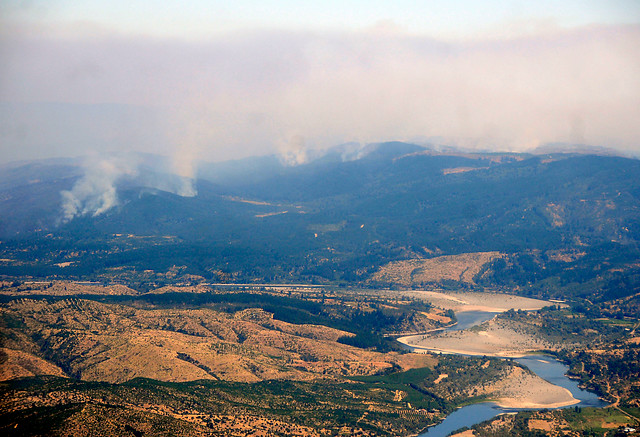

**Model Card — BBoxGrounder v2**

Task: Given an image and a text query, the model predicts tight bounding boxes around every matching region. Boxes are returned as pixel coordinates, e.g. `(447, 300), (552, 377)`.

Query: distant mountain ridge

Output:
(530, 142), (632, 157)
(1, 142), (639, 301)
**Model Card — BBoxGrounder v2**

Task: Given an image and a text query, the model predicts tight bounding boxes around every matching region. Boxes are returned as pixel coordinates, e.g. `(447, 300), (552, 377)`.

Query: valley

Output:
(1, 145), (639, 435)
(1, 280), (638, 436)
(0, 282), (536, 436)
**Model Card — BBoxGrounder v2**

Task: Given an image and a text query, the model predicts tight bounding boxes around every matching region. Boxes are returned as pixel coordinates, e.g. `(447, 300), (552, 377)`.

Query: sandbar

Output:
(397, 291), (579, 409)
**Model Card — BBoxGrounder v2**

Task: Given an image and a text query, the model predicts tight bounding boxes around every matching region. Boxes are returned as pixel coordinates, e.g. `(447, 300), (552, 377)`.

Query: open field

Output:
(0, 281), (139, 296)
(469, 407), (639, 436)
(0, 281), (635, 435)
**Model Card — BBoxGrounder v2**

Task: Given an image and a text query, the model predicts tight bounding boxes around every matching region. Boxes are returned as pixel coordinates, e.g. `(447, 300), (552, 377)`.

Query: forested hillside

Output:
(1, 144), (639, 302)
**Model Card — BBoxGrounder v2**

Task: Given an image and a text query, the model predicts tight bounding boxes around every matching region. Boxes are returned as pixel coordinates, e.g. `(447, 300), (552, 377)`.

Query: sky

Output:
(1, 0), (640, 168)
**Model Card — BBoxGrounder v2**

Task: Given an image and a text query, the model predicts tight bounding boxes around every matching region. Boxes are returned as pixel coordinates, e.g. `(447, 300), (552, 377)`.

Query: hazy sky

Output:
(1, 1), (639, 166)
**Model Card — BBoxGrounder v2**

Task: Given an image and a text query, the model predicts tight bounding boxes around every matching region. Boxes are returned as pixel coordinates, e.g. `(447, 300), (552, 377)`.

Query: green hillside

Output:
(1, 144), (639, 302)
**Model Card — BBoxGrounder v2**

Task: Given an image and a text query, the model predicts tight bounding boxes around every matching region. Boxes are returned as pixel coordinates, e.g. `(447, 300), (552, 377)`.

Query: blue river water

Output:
(419, 402), (515, 437)
(447, 310), (496, 331)
(416, 311), (606, 437)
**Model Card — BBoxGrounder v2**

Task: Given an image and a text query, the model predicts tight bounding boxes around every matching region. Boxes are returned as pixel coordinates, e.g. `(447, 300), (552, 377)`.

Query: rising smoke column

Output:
(60, 153), (197, 222)
(60, 155), (137, 222)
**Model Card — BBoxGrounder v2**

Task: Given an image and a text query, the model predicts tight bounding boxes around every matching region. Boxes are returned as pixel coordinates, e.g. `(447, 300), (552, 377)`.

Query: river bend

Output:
(412, 311), (605, 436)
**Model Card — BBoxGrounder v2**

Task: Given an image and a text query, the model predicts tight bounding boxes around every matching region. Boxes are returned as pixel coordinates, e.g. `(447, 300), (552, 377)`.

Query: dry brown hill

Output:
(0, 347), (67, 380)
(371, 252), (503, 286)
(0, 299), (433, 384)
(1, 281), (139, 296)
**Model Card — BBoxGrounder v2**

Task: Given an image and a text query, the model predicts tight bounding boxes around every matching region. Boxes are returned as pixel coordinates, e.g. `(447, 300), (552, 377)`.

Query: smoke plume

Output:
(1, 23), (639, 165)
(60, 153), (196, 222)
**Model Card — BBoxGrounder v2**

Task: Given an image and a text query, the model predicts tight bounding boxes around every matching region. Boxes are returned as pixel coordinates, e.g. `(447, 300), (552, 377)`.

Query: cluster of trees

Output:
(475, 244), (640, 302)
(559, 344), (640, 406)
(500, 306), (624, 345)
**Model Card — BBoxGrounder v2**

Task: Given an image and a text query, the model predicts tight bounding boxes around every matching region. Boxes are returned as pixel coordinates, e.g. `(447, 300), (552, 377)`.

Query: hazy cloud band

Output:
(1, 24), (639, 164)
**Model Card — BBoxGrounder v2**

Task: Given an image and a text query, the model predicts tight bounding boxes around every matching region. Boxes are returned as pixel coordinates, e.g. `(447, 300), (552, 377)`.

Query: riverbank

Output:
(411, 290), (553, 313)
(398, 290), (569, 357)
(490, 366), (579, 409)
(409, 297), (608, 436)
(398, 292), (582, 410)
(401, 346), (581, 410)
(399, 315), (557, 358)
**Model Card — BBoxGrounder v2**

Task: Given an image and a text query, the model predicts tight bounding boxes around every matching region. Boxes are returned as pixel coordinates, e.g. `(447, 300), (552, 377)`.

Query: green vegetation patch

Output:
(470, 407), (638, 437)
(0, 375), (444, 436)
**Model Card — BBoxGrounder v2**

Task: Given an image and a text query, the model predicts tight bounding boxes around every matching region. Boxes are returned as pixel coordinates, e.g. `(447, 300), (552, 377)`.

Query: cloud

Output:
(1, 23), (639, 167)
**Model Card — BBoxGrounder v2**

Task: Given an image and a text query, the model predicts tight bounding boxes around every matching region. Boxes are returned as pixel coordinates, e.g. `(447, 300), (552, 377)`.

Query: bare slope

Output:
(371, 252), (503, 286)
(0, 299), (433, 383)
(0, 348), (67, 380)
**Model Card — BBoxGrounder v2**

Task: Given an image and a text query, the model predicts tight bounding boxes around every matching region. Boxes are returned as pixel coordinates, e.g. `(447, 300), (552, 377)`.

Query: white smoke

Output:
(170, 147), (198, 197)
(60, 153), (197, 222)
(277, 134), (309, 166)
(60, 155), (137, 222)
(337, 142), (371, 162)
(2, 23), (639, 165)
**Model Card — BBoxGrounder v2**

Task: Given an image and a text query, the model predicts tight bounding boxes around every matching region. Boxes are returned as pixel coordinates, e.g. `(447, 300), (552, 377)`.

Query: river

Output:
(414, 310), (606, 437)
(446, 310), (497, 331)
